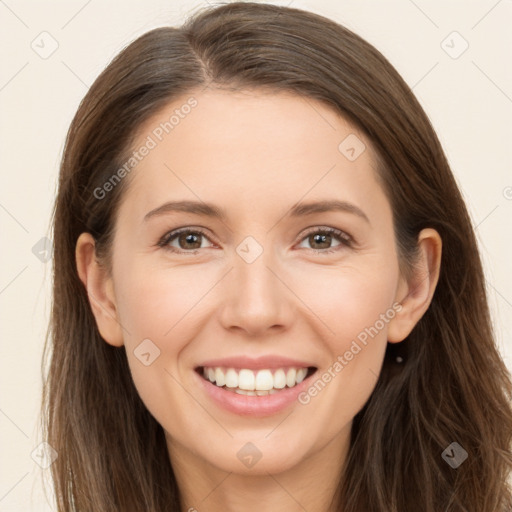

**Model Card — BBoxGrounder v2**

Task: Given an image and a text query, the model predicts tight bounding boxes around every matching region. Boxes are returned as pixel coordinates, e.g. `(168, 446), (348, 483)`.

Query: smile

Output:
(198, 366), (317, 396)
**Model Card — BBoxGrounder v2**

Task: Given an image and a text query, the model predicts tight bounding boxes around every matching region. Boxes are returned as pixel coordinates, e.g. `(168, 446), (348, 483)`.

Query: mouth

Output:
(195, 365), (318, 396)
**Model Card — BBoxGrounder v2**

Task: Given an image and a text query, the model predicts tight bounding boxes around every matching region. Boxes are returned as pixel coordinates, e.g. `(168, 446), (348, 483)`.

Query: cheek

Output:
(292, 266), (398, 433)
(111, 264), (208, 430)
(114, 263), (208, 347)
(288, 260), (399, 347)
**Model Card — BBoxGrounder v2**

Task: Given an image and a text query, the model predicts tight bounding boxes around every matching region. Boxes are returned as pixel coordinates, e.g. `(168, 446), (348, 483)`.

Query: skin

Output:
(76, 88), (441, 512)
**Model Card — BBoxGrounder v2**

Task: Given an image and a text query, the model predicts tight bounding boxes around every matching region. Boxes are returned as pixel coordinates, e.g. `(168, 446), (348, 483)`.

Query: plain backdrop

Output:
(0, 0), (511, 509)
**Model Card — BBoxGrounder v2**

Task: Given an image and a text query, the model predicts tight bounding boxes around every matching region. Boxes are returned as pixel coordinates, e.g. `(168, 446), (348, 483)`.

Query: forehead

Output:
(118, 87), (389, 224)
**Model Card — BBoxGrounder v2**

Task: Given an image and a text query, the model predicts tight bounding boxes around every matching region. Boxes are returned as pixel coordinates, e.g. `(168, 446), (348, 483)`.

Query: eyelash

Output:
(156, 226), (354, 255)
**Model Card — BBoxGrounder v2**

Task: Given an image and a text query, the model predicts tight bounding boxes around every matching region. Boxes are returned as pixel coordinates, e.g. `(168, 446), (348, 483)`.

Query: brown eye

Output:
(298, 228), (352, 253)
(158, 228), (214, 253)
(308, 232), (334, 250)
(176, 232), (203, 250)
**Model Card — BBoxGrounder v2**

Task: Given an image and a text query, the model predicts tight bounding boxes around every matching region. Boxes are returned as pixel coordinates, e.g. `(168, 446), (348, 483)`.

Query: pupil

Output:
(312, 233), (330, 249)
(180, 233), (201, 249)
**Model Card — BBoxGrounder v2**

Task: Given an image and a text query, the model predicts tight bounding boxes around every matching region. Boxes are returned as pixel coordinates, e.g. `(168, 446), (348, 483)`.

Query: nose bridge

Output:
(234, 234), (279, 308)
(219, 233), (292, 334)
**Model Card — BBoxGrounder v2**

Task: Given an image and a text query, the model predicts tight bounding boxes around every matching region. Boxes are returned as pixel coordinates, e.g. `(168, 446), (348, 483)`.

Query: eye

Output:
(296, 227), (353, 254)
(157, 226), (353, 255)
(157, 227), (215, 253)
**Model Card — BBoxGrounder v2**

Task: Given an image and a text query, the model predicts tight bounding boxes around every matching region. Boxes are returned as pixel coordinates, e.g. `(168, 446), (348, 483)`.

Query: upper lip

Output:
(197, 355), (316, 370)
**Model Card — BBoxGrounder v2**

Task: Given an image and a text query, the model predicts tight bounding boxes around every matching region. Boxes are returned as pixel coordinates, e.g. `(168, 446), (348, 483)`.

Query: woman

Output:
(41, 2), (512, 510)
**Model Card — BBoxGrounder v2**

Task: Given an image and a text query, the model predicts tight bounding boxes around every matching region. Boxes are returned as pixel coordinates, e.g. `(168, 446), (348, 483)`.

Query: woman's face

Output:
(85, 88), (416, 475)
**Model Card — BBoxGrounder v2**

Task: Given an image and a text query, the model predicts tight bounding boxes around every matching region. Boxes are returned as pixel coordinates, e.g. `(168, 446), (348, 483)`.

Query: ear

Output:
(387, 228), (442, 343)
(75, 232), (124, 347)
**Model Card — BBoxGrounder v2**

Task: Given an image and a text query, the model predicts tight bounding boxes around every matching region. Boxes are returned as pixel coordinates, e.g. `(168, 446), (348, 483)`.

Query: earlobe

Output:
(387, 228), (442, 343)
(75, 232), (124, 347)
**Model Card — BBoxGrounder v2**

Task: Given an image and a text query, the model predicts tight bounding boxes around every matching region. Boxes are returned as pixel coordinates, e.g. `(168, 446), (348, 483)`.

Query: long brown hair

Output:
(41, 2), (512, 510)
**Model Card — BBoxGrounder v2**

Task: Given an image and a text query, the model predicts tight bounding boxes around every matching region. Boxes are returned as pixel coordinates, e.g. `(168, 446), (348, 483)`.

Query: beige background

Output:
(1, 0), (511, 509)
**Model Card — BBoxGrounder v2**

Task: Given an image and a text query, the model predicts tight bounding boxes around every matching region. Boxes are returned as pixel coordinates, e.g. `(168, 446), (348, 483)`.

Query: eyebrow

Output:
(143, 199), (370, 224)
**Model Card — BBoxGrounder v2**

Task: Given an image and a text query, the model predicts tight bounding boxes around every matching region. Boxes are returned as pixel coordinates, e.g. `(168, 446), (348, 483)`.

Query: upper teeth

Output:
(202, 367), (309, 391)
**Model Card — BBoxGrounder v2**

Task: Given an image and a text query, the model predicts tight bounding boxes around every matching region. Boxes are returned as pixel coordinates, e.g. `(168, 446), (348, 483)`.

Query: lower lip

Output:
(194, 369), (316, 417)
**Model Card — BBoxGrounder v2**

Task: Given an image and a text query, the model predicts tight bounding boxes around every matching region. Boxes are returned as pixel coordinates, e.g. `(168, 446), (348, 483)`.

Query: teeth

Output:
(255, 369), (273, 391)
(286, 368), (296, 387)
(296, 368), (308, 384)
(234, 389), (257, 396)
(225, 368), (238, 388)
(238, 369), (255, 390)
(273, 369), (286, 389)
(200, 366), (312, 392)
(214, 367), (225, 387)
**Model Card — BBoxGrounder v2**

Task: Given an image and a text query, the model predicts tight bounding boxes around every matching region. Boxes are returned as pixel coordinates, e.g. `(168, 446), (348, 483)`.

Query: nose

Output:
(218, 243), (294, 337)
